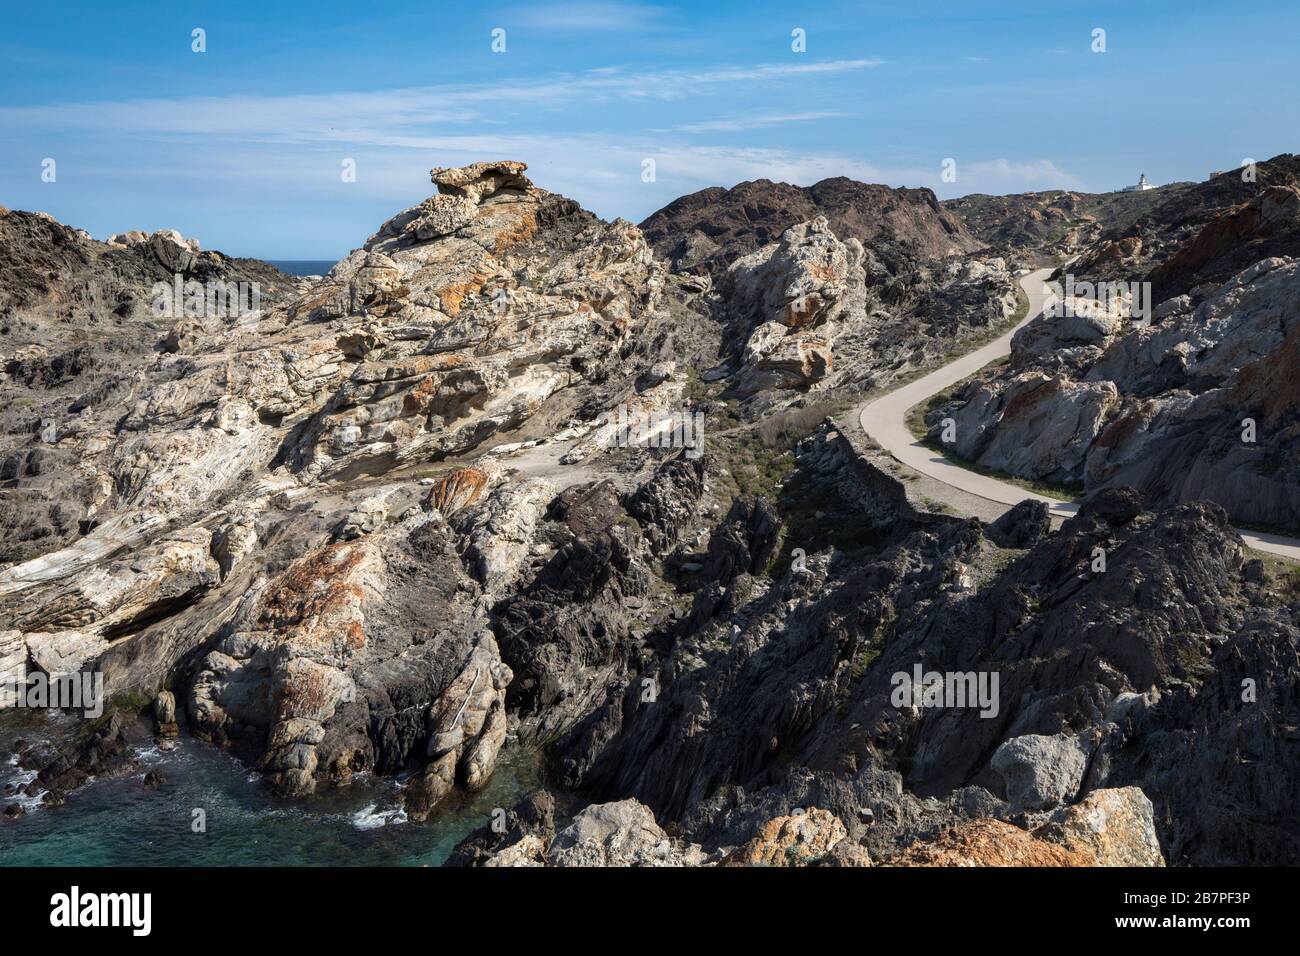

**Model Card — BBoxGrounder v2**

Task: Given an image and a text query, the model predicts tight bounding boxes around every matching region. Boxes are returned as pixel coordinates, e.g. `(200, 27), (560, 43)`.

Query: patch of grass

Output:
(1024, 588), (1049, 615)
(970, 543), (1029, 590)
(848, 609), (897, 683)
(753, 403), (837, 450)
(849, 636), (884, 680)
(682, 369), (715, 407)
(713, 438), (796, 504)
(1246, 547), (1300, 599)
(684, 372), (744, 433)
(918, 495), (957, 515)
(1174, 643), (1215, 688)
(111, 689), (152, 714)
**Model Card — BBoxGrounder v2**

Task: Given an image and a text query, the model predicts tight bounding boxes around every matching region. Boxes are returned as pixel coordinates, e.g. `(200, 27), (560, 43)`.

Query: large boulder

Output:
(985, 499), (1050, 548)
(1037, 787), (1165, 866)
(991, 732), (1095, 811)
(547, 799), (708, 867)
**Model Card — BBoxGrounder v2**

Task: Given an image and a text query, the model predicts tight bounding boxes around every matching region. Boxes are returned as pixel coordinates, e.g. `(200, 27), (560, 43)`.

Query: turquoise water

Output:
(0, 715), (537, 867)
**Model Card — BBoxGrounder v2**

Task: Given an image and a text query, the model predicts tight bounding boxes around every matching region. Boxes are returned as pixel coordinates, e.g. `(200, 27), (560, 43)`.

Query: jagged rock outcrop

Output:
(1053, 153), (1300, 289)
(0, 160), (669, 714)
(984, 499), (1050, 549)
(1, 155), (692, 819)
(639, 179), (1019, 416)
(493, 456), (707, 744)
(402, 636), (512, 819)
(1148, 184), (1300, 299)
(1034, 787), (1165, 866)
(448, 785), (1158, 867)
(521, 420), (1299, 865)
(720, 217), (862, 394)
(643, 187), (1018, 411)
(721, 808), (869, 866)
(188, 513), (510, 807)
(886, 818), (1094, 866)
(444, 790), (558, 867)
(286, 160), (664, 481)
(991, 732), (1094, 811)
(940, 371), (1118, 484)
(0, 208), (296, 572)
(448, 796), (713, 867)
(546, 799), (709, 867)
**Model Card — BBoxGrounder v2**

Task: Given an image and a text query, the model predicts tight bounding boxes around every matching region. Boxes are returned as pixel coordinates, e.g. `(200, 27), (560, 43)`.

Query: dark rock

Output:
(1242, 558), (1266, 584)
(623, 454), (706, 557)
(1077, 486), (1145, 527)
(640, 177), (978, 277)
(444, 790), (557, 867)
(985, 500), (1050, 549)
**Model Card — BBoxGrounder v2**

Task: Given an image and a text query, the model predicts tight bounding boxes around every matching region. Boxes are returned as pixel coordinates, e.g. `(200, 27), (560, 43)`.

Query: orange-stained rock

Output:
(423, 467), (494, 515)
(887, 819), (1094, 867)
(722, 808), (864, 867)
(887, 787), (1165, 867)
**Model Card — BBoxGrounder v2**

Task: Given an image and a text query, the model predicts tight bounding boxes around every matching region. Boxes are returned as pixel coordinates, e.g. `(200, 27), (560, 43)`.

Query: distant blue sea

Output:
(268, 260), (337, 277)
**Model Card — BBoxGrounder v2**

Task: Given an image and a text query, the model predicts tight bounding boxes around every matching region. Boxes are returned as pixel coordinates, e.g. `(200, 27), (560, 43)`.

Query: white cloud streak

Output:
(0, 59), (881, 138)
(651, 111), (852, 133)
(501, 3), (671, 31)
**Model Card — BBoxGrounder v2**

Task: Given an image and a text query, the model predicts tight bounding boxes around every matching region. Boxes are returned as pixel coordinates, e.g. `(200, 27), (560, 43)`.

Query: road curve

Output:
(857, 267), (1300, 562)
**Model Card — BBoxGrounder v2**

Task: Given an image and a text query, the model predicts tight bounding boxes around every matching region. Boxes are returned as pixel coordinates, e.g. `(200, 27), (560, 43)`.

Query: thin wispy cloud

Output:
(0, 60), (881, 136)
(503, 3), (671, 31)
(651, 111), (851, 133)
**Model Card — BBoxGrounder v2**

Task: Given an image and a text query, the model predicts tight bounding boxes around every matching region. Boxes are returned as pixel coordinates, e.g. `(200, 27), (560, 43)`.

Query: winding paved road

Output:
(857, 267), (1300, 562)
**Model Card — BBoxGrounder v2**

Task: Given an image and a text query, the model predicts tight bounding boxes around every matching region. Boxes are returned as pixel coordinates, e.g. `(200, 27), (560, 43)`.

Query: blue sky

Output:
(1, 0), (1295, 259)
